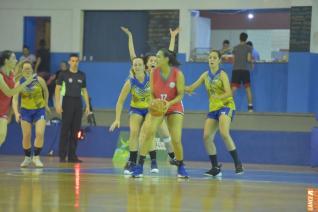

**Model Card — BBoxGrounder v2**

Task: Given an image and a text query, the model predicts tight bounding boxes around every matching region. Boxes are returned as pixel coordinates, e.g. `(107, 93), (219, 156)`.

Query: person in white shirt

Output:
(19, 45), (36, 65)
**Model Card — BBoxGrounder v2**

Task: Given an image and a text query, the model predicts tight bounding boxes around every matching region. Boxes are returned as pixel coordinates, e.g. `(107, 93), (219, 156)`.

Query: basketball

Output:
(149, 99), (166, 116)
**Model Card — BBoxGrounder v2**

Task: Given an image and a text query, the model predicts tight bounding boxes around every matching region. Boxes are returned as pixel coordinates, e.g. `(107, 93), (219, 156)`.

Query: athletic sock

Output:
(129, 151), (138, 163)
(209, 154), (218, 168)
(229, 149), (241, 166)
(149, 150), (156, 161)
(34, 147), (42, 156)
(138, 155), (146, 166)
(24, 148), (32, 157)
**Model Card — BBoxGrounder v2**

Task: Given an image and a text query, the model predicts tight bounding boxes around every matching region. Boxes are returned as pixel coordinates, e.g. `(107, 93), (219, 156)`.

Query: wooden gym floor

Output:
(0, 156), (317, 212)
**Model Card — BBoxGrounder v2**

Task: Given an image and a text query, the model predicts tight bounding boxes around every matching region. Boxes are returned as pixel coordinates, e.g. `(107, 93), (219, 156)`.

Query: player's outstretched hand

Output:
(109, 120), (120, 132)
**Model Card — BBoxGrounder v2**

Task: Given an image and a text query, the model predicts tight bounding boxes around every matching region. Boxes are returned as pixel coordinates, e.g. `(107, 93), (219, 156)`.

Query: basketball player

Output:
(121, 27), (179, 164)
(109, 57), (158, 174)
(0, 50), (34, 148)
(12, 61), (50, 167)
(185, 50), (243, 176)
(131, 49), (188, 178)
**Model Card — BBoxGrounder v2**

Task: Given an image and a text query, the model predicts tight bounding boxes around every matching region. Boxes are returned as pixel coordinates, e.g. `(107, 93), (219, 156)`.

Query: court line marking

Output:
(1, 166), (317, 187)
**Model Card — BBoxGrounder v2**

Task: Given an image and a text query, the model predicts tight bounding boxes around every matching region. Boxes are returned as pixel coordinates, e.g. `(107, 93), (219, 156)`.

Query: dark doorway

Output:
(23, 17), (51, 56)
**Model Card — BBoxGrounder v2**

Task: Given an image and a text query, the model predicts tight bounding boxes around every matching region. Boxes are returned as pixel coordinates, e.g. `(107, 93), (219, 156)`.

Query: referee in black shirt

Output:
(55, 54), (90, 163)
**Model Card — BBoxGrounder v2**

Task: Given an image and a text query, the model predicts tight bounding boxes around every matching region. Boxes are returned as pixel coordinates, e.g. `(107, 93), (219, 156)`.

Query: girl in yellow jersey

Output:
(121, 27), (179, 166)
(186, 50), (243, 176)
(12, 61), (50, 168)
(110, 57), (158, 175)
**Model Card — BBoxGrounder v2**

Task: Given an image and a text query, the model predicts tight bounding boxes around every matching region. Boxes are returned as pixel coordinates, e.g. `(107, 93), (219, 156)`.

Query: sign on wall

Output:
(289, 6), (312, 52)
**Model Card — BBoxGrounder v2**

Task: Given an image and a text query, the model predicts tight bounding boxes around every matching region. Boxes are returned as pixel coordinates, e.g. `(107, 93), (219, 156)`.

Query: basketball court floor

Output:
(0, 156), (317, 211)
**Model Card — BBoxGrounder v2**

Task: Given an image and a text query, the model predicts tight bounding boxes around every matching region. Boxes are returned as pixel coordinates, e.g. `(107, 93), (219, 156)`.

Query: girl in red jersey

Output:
(121, 27), (180, 170)
(132, 49), (188, 178)
(0, 50), (33, 148)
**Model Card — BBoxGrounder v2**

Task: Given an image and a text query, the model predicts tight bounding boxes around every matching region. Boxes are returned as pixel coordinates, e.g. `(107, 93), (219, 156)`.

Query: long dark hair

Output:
(143, 52), (156, 70)
(0, 50), (13, 67)
(159, 48), (180, 67)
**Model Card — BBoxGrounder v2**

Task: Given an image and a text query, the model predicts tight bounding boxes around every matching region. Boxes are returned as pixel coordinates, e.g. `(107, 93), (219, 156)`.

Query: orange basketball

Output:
(149, 99), (166, 117)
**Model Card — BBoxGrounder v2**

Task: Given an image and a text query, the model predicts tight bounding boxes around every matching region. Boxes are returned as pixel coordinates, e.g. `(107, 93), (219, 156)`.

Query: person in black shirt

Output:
(55, 54), (90, 163)
(35, 39), (50, 73)
(46, 61), (68, 106)
(54, 61), (68, 82)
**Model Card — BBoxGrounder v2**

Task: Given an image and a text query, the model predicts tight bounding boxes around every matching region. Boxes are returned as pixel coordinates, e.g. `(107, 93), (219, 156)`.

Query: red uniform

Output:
(152, 67), (184, 115)
(0, 71), (15, 119)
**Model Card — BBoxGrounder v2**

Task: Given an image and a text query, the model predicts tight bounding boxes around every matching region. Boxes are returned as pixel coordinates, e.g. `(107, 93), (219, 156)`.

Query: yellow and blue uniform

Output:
(129, 73), (150, 117)
(20, 75), (46, 123)
(204, 69), (236, 121)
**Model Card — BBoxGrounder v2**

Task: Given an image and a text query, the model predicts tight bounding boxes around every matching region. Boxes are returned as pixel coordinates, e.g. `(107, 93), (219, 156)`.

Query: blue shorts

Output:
(129, 107), (148, 117)
(207, 107), (235, 121)
(20, 108), (46, 123)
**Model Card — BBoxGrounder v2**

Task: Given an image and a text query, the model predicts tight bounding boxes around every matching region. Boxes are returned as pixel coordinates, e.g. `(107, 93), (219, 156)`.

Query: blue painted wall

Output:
(309, 54), (318, 114)
(50, 52), (74, 72)
(14, 52), (318, 113)
(78, 61), (290, 112)
(311, 127), (318, 166)
(181, 62), (288, 112)
(182, 129), (310, 165)
(0, 123), (310, 166)
(79, 52), (317, 113)
(287, 53), (311, 112)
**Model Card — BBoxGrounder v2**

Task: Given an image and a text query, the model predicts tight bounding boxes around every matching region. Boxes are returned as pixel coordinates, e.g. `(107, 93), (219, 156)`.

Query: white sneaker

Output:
(20, 156), (32, 168)
(32, 156), (44, 168)
(150, 168), (159, 174)
(150, 160), (159, 173)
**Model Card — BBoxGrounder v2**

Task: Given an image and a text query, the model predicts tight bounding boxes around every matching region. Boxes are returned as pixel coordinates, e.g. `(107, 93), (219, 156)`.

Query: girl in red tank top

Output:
(131, 49), (189, 178)
(121, 27), (180, 173)
(0, 50), (33, 147)
(152, 66), (184, 115)
(0, 50), (18, 147)
(0, 71), (14, 118)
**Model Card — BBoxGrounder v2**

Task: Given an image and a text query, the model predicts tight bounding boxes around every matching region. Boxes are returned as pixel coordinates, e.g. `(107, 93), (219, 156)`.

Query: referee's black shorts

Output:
(231, 69), (251, 88)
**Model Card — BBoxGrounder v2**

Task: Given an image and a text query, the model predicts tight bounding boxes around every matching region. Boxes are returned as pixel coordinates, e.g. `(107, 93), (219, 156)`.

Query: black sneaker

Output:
(235, 163), (244, 175)
(204, 165), (222, 177)
(248, 105), (254, 112)
(68, 158), (83, 163)
(169, 158), (187, 167)
(169, 158), (182, 166)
